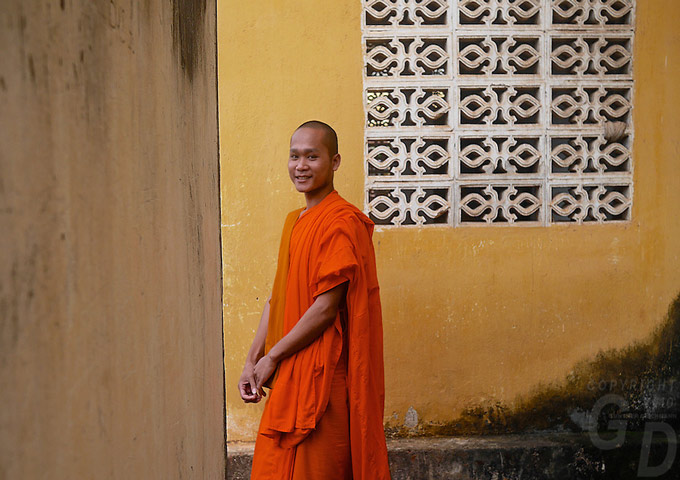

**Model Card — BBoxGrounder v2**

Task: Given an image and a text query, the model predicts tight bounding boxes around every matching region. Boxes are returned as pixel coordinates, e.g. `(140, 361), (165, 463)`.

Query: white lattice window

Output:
(362, 0), (634, 226)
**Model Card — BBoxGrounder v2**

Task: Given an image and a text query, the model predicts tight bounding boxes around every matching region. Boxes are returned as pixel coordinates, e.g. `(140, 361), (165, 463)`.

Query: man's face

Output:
(288, 127), (340, 194)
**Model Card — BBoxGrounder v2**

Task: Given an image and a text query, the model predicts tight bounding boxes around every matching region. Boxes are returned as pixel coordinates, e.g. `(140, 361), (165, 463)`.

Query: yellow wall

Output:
(220, 0), (680, 441)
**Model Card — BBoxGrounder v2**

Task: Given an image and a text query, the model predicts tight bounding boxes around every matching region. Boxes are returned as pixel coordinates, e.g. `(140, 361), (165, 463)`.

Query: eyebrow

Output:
(289, 148), (320, 154)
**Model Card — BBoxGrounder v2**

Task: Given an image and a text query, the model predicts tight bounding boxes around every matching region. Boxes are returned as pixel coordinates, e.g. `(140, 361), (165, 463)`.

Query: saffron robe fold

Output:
(253, 190), (391, 480)
(262, 208), (301, 388)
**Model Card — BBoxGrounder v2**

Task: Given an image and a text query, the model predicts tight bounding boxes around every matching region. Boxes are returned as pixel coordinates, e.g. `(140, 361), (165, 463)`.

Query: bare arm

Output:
(252, 281), (348, 392)
(238, 295), (271, 403)
(246, 295), (271, 366)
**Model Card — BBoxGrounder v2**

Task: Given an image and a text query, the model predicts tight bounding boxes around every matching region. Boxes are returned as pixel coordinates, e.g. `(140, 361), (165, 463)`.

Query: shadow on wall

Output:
(387, 291), (680, 437)
(171, 0), (206, 79)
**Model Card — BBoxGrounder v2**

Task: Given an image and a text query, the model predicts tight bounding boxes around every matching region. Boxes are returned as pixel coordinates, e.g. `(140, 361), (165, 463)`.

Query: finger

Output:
(246, 372), (258, 395)
(252, 380), (260, 394)
(239, 382), (257, 401)
(238, 383), (250, 398)
(254, 375), (265, 394)
(251, 372), (261, 391)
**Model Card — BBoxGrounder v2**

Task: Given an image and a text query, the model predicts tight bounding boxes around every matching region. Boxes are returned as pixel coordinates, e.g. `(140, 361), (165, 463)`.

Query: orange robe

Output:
(251, 190), (391, 480)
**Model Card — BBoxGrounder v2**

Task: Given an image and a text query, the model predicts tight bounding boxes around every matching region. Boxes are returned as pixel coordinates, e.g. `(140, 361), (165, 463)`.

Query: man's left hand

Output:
(253, 354), (277, 393)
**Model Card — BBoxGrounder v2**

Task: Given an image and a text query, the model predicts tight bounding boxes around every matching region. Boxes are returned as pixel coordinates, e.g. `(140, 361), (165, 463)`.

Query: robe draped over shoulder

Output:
(255, 190), (391, 480)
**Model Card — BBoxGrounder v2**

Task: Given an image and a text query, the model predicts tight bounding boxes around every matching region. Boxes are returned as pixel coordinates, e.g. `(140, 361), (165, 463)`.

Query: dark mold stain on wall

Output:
(171, 0), (206, 80)
(387, 291), (680, 438)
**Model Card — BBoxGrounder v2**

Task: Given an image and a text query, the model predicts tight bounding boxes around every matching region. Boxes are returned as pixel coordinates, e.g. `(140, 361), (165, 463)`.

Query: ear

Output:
(331, 153), (341, 171)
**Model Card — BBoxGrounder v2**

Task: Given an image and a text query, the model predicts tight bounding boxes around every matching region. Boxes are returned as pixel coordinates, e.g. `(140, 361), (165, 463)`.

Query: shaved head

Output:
(294, 120), (338, 157)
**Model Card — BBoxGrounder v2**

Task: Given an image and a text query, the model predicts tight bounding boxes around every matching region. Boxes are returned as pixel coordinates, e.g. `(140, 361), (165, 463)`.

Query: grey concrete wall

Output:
(0, 1), (224, 478)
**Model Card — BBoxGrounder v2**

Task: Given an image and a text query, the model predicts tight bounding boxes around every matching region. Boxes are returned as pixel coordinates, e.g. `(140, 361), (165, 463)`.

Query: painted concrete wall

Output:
(220, 0), (680, 441)
(0, 1), (224, 478)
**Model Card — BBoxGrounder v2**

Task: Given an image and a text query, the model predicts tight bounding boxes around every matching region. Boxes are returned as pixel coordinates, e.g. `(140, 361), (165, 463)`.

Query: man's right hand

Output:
(238, 364), (265, 403)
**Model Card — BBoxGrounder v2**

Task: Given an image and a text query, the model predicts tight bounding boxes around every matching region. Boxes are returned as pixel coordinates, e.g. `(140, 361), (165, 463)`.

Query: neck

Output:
(303, 184), (335, 211)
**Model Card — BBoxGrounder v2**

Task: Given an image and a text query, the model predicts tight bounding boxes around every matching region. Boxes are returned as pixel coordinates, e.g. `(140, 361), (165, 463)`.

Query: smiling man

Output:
(238, 121), (391, 479)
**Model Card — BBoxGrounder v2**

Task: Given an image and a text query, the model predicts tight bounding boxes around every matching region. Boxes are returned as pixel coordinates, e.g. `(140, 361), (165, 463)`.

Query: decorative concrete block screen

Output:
(362, 0), (634, 226)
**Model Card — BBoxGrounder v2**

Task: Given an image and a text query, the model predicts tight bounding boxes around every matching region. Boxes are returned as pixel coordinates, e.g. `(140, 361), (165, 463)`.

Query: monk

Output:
(238, 121), (391, 479)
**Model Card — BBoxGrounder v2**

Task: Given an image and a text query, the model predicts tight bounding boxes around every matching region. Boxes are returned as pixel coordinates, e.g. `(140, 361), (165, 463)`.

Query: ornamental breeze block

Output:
(362, 0), (634, 226)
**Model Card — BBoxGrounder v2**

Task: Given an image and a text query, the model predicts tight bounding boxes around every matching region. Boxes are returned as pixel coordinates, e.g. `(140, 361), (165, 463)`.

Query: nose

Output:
(295, 158), (309, 170)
